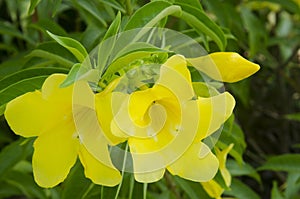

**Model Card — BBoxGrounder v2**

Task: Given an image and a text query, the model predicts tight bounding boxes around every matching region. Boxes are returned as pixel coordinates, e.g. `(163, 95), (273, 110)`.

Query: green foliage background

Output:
(0, 0), (299, 198)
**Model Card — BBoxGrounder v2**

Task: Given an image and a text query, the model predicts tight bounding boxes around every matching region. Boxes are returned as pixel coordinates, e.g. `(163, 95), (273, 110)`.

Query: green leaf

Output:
(113, 42), (167, 61)
(175, 0), (203, 10)
(240, 6), (267, 57)
(60, 63), (82, 88)
(74, 0), (107, 27)
(27, 41), (77, 67)
(0, 67), (68, 108)
(47, 31), (89, 63)
(125, 1), (181, 30)
(173, 176), (210, 199)
(51, 0), (62, 17)
(226, 159), (261, 183)
(61, 161), (94, 199)
(0, 22), (35, 45)
(216, 116), (246, 164)
(4, 170), (47, 199)
(180, 5), (226, 51)
(271, 181), (284, 199)
(99, 0), (126, 13)
(101, 50), (167, 84)
(0, 139), (32, 179)
(202, 0), (247, 44)
(192, 82), (219, 97)
(0, 76), (47, 107)
(0, 67), (68, 92)
(285, 172), (300, 198)
(0, 54), (27, 80)
(97, 11), (122, 74)
(80, 24), (105, 51)
(258, 154), (300, 172)
(224, 179), (260, 199)
(29, 18), (67, 36)
(27, 49), (74, 68)
(0, 181), (22, 199)
(228, 79), (251, 108)
(28, 0), (41, 15)
(285, 113), (300, 122)
(102, 11), (121, 41)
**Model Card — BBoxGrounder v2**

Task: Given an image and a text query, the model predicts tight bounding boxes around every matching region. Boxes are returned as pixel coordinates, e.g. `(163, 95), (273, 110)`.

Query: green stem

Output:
(114, 143), (129, 199)
(128, 174), (135, 199)
(100, 186), (104, 199)
(143, 183), (148, 199)
(126, 0), (133, 15)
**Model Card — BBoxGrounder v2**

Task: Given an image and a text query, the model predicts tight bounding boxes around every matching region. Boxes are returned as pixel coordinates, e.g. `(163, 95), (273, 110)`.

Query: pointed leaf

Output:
(0, 67), (68, 91)
(226, 159), (261, 183)
(258, 154), (300, 172)
(0, 139), (33, 179)
(125, 1), (181, 30)
(28, 0), (41, 15)
(271, 181), (284, 199)
(47, 31), (89, 63)
(179, 4), (226, 51)
(224, 179), (260, 199)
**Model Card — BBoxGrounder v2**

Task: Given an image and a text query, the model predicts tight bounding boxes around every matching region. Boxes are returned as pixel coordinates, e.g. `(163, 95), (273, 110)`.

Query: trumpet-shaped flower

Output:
(95, 53), (259, 183)
(4, 74), (121, 188)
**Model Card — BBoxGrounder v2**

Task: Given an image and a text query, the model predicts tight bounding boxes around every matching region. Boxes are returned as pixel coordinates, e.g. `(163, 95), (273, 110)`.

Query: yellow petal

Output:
(95, 78), (126, 145)
(114, 85), (178, 138)
(163, 54), (191, 83)
(128, 100), (199, 176)
(32, 122), (78, 188)
(167, 142), (219, 182)
(42, 74), (73, 104)
(201, 179), (224, 199)
(128, 86), (161, 127)
(157, 55), (195, 101)
(187, 52), (260, 83)
(5, 91), (56, 137)
(216, 144), (234, 187)
(196, 92), (235, 141)
(72, 83), (124, 172)
(134, 168), (165, 183)
(78, 144), (121, 186)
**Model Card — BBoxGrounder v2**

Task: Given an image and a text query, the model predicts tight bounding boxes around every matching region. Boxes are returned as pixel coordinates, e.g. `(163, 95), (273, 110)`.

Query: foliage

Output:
(0, 0), (299, 198)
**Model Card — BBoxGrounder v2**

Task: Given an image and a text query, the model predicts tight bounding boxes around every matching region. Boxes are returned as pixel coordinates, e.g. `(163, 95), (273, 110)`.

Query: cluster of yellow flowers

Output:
(4, 52), (259, 190)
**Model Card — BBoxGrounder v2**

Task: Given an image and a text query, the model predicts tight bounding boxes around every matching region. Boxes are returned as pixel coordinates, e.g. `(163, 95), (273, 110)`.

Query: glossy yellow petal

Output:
(134, 168), (165, 183)
(128, 119), (176, 153)
(201, 179), (224, 199)
(95, 78), (126, 145)
(114, 85), (178, 138)
(157, 55), (195, 101)
(78, 144), (121, 186)
(42, 74), (73, 104)
(163, 54), (191, 83)
(187, 52), (260, 83)
(216, 144), (234, 187)
(32, 122), (78, 188)
(167, 142), (219, 182)
(128, 99), (199, 176)
(4, 91), (57, 137)
(196, 92), (235, 141)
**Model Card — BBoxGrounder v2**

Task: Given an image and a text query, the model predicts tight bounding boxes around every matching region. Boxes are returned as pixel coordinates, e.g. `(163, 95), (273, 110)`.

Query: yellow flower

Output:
(95, 52), (259, 183)
(4, 74), (121, 188)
